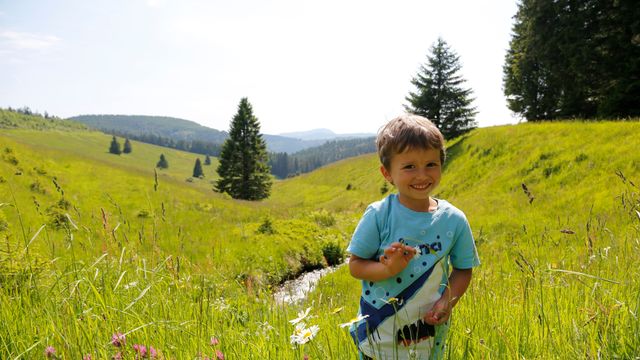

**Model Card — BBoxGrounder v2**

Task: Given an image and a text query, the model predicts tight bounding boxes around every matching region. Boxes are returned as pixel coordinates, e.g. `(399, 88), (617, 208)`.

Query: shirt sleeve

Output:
(347, 205), (381, 260)
(449, 213), (480, 269)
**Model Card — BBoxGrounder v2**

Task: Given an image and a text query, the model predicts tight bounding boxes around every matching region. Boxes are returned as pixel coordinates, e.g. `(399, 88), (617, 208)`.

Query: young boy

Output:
(347, 114), (480, 359)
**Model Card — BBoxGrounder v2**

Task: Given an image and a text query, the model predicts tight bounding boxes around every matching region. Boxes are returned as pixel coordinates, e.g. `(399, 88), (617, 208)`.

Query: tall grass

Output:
(1, 120), (639, 358)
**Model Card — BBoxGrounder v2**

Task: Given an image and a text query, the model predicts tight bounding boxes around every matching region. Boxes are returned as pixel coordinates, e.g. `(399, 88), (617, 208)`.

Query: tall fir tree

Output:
(216, 98), (272, 200)
(156, 154), (169, 169)
(405, 38), (477, 140)
(503, 0), (640, 120)
(123, 138), (132, 154)
(109, 136), (122, 155)
(193, 158), (204, 178)
(204, 154), (211, 165)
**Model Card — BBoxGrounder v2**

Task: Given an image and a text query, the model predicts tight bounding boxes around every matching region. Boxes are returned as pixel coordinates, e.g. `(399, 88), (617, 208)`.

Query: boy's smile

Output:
(380, 147), (441, 212)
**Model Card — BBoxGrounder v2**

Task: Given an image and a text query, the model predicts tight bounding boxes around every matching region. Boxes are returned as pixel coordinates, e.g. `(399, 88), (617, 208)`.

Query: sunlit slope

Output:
(0, 128), (355, 286)
(439, 121), (640, 238)
(0, 131), (245, 263)
(312, 120), (640, 359)
(1, 129), (219, 187)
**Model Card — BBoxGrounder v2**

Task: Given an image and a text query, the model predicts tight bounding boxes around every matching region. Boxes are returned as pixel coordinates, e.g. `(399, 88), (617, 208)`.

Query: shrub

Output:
(299, 243), (325, 272)
(322, 239), (345, 266)
(257, 217), (276, 234)
(311, 209), (335, 227)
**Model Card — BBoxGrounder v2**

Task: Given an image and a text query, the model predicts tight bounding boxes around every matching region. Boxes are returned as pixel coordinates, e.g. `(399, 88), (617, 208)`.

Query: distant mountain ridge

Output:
(279, 128), (375, 141)
(69, 114), (353, 153)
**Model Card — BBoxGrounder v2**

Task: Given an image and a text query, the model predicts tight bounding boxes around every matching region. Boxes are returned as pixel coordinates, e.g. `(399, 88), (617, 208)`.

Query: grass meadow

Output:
(1, 116), (639, 359)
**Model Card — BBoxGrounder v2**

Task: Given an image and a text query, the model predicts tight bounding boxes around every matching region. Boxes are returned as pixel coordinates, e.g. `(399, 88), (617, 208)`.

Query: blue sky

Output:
(0, 0), (519, 135)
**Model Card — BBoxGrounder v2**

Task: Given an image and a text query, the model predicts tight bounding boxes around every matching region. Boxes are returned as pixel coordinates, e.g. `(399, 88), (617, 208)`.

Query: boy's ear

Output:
(380, 165), (393, 184)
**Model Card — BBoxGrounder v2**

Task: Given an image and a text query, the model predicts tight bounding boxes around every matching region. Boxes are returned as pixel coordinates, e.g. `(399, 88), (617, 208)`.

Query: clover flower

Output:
(111, 332), (126, 347)
(133, 344), (147, 358)
(215, 349), (225, 360)
(44, 346), (56, 358)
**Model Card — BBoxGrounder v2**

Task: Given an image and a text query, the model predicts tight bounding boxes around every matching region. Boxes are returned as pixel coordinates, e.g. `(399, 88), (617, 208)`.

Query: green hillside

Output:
(1, 120), (639, 359)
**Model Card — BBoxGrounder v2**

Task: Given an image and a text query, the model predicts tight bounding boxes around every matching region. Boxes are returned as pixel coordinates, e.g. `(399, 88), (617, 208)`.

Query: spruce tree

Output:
(156, 154), (169, 169)
(123, 138), (132, 153)
(503, 0), (640, 120)
(204, 154), (211, 165)
(109, 136), (122, 155)
(193, 158), (204, 178)
(216, 98), (272, 200)
(405, 38), (477, 140)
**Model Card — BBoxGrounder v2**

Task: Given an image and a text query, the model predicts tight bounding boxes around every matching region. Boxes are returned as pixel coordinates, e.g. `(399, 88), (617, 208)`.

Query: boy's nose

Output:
(416, 168), (430, 179)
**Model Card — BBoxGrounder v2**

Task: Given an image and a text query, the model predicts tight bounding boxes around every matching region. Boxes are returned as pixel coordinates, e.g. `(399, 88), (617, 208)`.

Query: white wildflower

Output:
(339, 314), (369, 328)
(290, 324), (319, 345)
(289, 307), (311, 325)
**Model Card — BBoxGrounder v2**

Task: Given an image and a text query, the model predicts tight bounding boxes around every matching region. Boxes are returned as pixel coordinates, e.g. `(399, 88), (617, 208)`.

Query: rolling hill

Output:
(70, 114), (333, 153)
(1, 115), (639, 359)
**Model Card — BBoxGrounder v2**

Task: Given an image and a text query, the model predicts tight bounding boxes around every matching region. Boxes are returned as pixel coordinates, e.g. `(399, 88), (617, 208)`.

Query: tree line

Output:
(107, 129), (222, 157)
(268, 137), (376, 179)
(503, 0), (639, 120)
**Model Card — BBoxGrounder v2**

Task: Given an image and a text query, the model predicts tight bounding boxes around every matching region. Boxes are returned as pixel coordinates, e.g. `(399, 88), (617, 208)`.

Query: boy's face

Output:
(380, 147), (441, 212)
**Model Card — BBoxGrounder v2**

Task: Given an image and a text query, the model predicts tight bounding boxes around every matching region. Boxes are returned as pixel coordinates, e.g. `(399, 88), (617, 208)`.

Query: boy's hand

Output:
(378, 242), (416, 277)
(423, 295), (453, 325)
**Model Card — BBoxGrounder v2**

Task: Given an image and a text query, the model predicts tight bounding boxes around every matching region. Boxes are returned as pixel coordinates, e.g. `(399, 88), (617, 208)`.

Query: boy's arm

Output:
(349, 242), (416, 282)
(424, 268), (472, 325)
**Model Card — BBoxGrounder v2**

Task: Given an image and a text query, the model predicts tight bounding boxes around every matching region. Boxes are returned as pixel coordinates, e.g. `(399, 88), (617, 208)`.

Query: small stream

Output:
(274, 264), (343, 304)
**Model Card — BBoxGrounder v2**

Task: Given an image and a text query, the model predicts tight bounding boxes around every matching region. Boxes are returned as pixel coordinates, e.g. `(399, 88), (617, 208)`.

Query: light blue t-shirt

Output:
(347, 194), (480, 360)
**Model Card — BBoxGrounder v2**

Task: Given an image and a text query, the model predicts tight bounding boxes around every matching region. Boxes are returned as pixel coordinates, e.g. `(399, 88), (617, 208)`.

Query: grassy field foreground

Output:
(1, 118), (640, 358)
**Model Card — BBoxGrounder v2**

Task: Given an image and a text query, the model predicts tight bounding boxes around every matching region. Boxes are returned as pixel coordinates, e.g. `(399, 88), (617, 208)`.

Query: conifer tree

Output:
(405, 38), (477, 140)
(204, 154), (211, 165)
(123, 138), (132, 153)
(193, 158), (204, 178)
(216, 98), (272, 200)
(109, 136), (122, 155)
(156, 154), (169, 169)
(503, 0), (640, 120)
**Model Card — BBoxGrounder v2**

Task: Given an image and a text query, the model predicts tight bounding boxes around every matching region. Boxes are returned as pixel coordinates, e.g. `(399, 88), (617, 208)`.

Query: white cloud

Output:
(0, 31), (61, 51)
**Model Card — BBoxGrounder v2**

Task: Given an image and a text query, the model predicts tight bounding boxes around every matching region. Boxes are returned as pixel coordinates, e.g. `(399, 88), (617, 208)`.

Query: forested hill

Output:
(69, 114), (228, 143)
(70, 114), (328, 154)
(270, 137), (376, 178)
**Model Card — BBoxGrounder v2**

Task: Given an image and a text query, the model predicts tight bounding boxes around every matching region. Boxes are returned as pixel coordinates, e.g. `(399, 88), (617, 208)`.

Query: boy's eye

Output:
(402, 165), (415, 169)
(427, 162), (438, 167)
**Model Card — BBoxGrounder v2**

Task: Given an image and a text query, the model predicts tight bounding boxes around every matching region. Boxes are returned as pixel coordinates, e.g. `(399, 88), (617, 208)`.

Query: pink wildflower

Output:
(133, 344), (148, 358)
(112, 352), (122, 360)
(44, 346), (56, 358)
(83, 355), (92, 360)
(149, 346), (158, 358)
(215, 349), (225, 360)
(111, 332), (126, 347)
(304, 355), (310, 360)
(210, 336), (220, 346)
